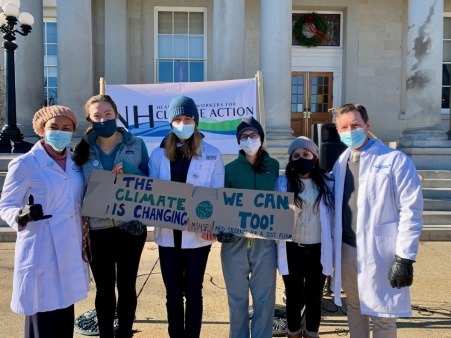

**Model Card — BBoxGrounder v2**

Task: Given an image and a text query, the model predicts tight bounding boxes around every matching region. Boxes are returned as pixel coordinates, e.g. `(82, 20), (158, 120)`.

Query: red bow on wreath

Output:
(303, 16), (327, 43)
(293, 12), (328, 48)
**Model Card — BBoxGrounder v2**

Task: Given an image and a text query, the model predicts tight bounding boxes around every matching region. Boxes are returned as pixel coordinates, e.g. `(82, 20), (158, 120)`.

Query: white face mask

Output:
(239, 138), (261, 156)
(172, 123), (195, 140)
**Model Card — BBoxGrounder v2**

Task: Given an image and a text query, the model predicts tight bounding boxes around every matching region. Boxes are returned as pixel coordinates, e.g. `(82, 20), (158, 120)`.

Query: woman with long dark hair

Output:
(73, 94), (149, 338)
(277, 136), (334, 338)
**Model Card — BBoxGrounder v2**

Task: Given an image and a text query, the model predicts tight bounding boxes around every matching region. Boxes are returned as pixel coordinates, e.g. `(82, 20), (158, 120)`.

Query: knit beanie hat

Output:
(287, 136), (319, 158)
(32, 105), (78, 137)
(236, 117), (265, 144)
(167, 95), (200, 126)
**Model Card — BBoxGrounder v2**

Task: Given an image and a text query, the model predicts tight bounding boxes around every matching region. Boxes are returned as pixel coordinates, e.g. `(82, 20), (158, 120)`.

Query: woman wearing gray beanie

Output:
(220, 116), (279, 338)
(276, 136), (334, 338)
(149, 95), (225, 338)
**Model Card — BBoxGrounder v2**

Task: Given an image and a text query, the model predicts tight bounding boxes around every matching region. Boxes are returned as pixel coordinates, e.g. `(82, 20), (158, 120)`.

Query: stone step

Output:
(0, 154), (18, 171)
(423, 198), (451, 211)
(422, 188), (451, 199)
(421, 179), (451, 189)
(418, 170), (451, 179)
(419, 225), (451, 241)
(422, 211), (451, 225)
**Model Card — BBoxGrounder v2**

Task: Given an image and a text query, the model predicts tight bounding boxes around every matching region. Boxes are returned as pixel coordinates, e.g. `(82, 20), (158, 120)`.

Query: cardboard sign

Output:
(82, 170), (295, 240)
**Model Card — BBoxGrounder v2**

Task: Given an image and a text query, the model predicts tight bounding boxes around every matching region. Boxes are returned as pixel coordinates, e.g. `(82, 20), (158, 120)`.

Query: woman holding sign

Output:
(0, 106), (89, 337)
(148, 95), (225, 338)
(73, 94), (149, 338)
(219, 117), (279, 338)
(276, 136), (334, 338)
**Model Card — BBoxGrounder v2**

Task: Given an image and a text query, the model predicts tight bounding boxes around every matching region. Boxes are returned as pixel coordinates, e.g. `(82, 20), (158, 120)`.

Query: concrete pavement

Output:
(0, 241), (450, 338)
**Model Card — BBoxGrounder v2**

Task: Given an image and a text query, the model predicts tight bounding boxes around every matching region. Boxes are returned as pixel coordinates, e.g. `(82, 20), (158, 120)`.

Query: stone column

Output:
(105, 0), (127, 84)
(398, 0), (451, 169)
(15, 0), (44, 138)
(212, 0), (245, 80)
(57, 0), (93, 122)
(260, 0), (293, 160)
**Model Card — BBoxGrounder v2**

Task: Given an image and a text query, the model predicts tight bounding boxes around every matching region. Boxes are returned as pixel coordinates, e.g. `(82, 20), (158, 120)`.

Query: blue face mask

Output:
(45, 130), (73, 152)
(172, 123), (195, 140)
(339, 128), (367, 149)
(92, 119), (117, 138)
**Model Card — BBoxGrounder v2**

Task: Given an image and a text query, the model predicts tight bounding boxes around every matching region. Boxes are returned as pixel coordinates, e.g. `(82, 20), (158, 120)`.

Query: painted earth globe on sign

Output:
(196, 200), (213, 219)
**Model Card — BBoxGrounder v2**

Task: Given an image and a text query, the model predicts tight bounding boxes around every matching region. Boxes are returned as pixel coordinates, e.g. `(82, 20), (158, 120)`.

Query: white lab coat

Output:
(275, 175), (334, 276)
(331, 139), (423, 317)
(0, 142), (90, 315)
(149, 140), (225, 248)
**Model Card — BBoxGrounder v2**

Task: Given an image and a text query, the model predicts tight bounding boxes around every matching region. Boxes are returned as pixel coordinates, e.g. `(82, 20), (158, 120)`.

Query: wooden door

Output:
(291, 72), (333, 138)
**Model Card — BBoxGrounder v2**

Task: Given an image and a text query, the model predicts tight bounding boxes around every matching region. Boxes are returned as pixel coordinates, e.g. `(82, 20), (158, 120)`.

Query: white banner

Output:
(106, 78), (257, 154)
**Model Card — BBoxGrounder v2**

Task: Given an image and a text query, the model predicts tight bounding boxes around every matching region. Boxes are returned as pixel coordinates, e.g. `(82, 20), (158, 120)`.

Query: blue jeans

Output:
(159, 244), (211, 338)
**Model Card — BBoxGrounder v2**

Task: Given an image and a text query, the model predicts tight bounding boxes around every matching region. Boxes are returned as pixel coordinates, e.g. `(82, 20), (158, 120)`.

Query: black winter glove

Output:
(388, 255), (414, 289)
(16, 195), (52, 226)
(216, 231), (236, 243)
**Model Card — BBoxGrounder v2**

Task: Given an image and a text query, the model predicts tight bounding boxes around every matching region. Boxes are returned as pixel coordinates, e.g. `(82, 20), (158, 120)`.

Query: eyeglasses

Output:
(239, 133), (260, 141)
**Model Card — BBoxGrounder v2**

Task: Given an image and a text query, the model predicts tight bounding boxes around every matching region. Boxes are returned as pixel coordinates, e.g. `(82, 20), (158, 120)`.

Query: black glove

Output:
(16, 195), (52, 226)
(216, 232), (236, 243)
(388, 255), (414, 289)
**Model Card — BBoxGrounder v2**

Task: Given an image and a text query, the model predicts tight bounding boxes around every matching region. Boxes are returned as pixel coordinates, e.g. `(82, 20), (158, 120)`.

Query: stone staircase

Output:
(0, 156), (450, 242)
(419, 170), (451, 241)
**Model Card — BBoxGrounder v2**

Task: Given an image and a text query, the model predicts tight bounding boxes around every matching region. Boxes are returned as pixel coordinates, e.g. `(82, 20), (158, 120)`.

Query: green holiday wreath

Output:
(293, 12), (328, 48)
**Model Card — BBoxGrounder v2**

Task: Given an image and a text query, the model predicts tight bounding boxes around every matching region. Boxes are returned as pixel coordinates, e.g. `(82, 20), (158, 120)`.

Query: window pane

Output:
(47, 66), (57, 77)
(174, 61), (188, 82)
(189, 36), (203, 58)
(174, 35), (188, 58)
(292, 85), (298, 94)
(47, 44), (57, 55)
(444, 41), (451, 62)
(45, 55), (57, 66)
(442, 87), (450, 109)
(445, 17), (451, 39)
(158, 60), (173, 82)
(158, 36), (173, 58)
(190, 61), (204, 82)
(46, 22), (57, 43)
(158, 12), (172, 34)
(292, 77), (298, 85)
(190, 12), (204, 34)
(174, 12), (188, 34)
(443, 64), (451, 85)
(47, 88), (58, 105)
(47, 76), (57, 87)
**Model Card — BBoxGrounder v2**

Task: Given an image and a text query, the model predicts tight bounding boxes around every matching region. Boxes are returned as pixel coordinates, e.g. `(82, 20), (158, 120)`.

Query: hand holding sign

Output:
(16, 194), (53, 226)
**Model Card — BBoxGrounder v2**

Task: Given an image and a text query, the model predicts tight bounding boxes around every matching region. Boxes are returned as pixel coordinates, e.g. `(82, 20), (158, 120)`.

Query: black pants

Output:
(25, 304), (74, 338)
(283, 242), (326, 334)
(89, 227), (147, 338)
(158, 245), (211, 338)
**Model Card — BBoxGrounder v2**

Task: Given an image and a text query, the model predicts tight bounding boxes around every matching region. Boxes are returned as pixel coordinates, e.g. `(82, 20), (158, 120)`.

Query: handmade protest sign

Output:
(211, 188), (294, 240)
(81, 170), (192, 231)
(82, 170), (295, 239)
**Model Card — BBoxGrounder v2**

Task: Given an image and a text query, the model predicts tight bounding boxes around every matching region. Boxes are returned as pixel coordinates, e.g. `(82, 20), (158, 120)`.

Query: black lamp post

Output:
(0, 1), (34, 153)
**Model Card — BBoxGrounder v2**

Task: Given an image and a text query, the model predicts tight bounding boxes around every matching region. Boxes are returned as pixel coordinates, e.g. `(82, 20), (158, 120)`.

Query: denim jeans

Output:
(158, 244), (211, 338)
(89, 226), (147, 338)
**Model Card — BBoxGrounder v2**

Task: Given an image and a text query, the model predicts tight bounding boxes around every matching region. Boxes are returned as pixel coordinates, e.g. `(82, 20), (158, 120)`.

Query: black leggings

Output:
(283, 242), (326, 334)
(89, 227), (147, 338)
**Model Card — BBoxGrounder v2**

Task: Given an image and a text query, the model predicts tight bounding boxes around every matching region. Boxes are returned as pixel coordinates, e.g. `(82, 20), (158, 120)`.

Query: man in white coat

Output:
(331, 103), (423, 338)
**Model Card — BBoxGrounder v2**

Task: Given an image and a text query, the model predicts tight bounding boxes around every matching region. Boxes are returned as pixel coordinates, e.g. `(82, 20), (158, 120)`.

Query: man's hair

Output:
(335, 103), (369, 123)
